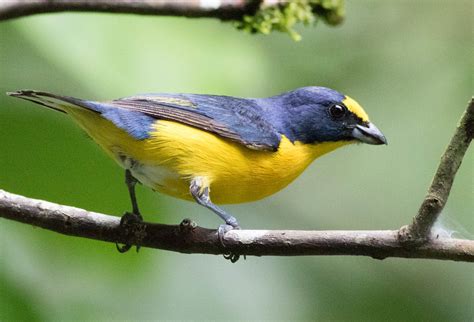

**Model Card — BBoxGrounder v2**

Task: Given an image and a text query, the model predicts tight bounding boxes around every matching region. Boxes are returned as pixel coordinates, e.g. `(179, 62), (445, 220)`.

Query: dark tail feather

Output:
(7, 90), (102, 114)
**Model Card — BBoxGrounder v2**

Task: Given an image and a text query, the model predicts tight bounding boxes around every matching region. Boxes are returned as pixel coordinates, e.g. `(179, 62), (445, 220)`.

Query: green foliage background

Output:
(1, 1), (472, 321)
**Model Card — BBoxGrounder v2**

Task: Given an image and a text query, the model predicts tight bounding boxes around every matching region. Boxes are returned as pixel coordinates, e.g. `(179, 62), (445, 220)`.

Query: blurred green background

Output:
(1, 1), (473, 321)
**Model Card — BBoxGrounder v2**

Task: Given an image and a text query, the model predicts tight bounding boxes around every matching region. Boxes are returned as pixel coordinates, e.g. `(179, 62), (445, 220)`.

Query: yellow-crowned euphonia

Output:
(8, 87), (387, 252)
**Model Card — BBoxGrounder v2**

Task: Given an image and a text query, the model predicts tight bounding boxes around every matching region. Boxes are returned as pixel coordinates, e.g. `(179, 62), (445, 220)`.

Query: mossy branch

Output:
(235, 0), (344, 41)
(0, 0), (345, 40)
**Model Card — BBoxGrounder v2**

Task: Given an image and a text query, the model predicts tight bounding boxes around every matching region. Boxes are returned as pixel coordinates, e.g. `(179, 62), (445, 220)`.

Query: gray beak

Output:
(352, 122), (387, 145)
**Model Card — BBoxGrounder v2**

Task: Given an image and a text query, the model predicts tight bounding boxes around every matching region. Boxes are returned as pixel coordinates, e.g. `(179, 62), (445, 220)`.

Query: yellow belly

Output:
(65, 108), (351, 204)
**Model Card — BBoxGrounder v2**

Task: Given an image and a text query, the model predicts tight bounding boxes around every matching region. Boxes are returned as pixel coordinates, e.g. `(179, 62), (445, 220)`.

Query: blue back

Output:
(66, 86), (353, 150)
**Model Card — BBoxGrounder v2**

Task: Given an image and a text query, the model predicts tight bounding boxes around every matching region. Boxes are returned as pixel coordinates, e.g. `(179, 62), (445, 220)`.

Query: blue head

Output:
(262, 86), (387, 145)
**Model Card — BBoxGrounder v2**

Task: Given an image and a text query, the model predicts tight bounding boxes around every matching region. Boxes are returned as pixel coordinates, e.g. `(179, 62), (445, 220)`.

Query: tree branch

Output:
(0, 1), (345, 40)
(1, 189), (473, 262)
(1, 100), (472, 262)
(399, 98), (474, 245)
(0, 0), (261, 22)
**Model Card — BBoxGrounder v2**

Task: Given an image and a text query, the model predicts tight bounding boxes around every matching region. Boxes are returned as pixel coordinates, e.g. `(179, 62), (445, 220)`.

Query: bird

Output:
(8, 87), (387, 258)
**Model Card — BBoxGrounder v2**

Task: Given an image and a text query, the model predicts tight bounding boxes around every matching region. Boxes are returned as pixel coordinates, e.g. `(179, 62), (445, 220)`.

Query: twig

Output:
(399, 98), (474, 245)
(1, 189), (473, 262)
(0, 0), (261, 22)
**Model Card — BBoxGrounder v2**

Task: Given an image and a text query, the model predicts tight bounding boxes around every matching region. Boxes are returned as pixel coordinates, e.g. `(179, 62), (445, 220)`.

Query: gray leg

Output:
(125, 169), (141, 218)
(116, 169), (143, 253)
(189, 178), (242, 263)
(189, 178), (240, 229)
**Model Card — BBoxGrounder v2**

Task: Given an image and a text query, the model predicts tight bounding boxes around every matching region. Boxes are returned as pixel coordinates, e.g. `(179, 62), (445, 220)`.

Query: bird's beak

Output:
(352, 122), (387, 145)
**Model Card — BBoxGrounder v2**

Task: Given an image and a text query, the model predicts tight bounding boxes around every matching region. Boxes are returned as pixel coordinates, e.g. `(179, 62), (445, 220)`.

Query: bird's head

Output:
(274, 86), (387, 146)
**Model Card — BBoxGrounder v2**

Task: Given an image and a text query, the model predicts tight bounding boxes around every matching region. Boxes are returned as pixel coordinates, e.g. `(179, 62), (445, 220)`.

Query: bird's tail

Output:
(7, 90), (102, 114)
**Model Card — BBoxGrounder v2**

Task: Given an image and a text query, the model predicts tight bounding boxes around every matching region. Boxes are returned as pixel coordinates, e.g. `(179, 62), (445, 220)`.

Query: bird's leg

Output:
(126, 169), (141, 218)
(189, 178), (242, 263)
(189, 178), (240, 232)
(116, 169), (144, 253)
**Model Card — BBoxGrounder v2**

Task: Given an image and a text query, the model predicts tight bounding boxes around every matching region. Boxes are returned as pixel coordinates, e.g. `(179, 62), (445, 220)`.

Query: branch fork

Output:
(398, 98), (473, 246)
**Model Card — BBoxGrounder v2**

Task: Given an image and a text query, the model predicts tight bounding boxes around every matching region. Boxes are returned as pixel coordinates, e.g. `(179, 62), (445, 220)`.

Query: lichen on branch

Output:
(235, 0), (345, 41)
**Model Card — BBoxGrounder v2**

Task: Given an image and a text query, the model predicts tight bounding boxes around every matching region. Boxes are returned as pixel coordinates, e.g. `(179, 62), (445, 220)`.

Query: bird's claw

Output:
(218, 224), (244, 263)
(116, 242), (133, 253)
(116, 211), (144, 253)
(223, 252), (243, 263)
(217, 224), (237, 246)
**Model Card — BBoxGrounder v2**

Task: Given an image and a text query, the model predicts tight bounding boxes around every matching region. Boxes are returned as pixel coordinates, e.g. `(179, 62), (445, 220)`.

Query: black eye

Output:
(329, 104), (346, 119)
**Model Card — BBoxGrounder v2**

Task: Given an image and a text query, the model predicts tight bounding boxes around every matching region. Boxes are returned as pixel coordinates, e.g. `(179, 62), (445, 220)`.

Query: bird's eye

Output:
(329, 104), (346, 119)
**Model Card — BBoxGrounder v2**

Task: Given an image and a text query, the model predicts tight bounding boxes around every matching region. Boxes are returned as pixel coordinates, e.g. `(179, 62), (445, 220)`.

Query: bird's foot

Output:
(116, 211), (145, 253)
(218, 223), (245, 263)
(217, 224), (238, 246)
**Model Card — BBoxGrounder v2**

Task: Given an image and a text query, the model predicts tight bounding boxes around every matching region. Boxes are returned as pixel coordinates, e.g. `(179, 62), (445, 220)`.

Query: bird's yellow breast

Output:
(66, 108), (351, 204)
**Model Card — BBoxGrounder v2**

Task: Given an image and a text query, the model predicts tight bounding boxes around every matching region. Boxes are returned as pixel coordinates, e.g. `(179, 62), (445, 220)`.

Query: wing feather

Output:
(109, 94), (281, 151)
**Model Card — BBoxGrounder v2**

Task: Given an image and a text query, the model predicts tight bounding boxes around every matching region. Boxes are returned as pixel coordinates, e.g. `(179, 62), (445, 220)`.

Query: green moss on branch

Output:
(235, 0), (345, 41)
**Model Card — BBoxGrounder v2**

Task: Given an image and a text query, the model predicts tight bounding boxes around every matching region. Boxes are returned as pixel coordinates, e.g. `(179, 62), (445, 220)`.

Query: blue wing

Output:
(8, 90), (282, 151)
(109, 93), (282, 151)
